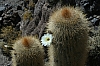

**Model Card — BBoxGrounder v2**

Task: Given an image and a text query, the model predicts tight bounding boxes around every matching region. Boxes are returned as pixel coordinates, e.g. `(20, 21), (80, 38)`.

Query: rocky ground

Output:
(0, 0), (100, 66)
(0, 0), (23, 66)
(0, 49), (11, 66)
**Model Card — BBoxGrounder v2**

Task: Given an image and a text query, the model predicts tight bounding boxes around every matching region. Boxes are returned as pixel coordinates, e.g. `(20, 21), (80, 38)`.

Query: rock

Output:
(17, 5), (22, 10)
(0, 49), (11, 66)
(0, 7), (5, 11)
(1, 10), (21, 27)
(4, 3), (9, 7)
(0, 17), (2, 21)
(0, 7), (5, 16)
(91, 18), (98, 23)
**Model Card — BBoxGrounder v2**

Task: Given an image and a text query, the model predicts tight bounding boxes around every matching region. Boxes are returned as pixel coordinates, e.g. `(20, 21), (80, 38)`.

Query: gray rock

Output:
(0, 17), (2, 20)
(0, 7), (5, 11)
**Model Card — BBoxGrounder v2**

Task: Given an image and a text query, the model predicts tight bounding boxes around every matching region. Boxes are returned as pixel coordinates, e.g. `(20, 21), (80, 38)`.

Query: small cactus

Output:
(47, 6), (89, 66)
(11, 36), (44, 66)
(23, 10), (33, 21)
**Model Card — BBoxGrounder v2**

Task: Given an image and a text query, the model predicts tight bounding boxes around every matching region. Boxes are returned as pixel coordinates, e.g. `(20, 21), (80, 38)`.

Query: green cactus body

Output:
(11, 36), (44, 66)
(47, 7), (89, 66)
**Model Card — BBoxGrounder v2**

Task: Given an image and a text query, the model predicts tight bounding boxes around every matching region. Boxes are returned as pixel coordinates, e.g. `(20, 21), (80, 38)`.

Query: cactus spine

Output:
(47, 7), (89, 66)
(11, 36), (44, 66)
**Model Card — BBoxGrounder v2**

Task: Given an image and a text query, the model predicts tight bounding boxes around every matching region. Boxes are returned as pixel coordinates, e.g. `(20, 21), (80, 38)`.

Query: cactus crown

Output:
(12, 36), (43, 52)
(22, 37), (30, 47)
(49, 6), (87, 24)
(61, 7), (71, 18)
(47, 6), (88, 34)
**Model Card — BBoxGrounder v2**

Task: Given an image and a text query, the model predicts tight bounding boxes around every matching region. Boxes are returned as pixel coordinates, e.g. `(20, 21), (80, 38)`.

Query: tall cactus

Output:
(11, 36), (44, 66)
(47, 6), (89, 66)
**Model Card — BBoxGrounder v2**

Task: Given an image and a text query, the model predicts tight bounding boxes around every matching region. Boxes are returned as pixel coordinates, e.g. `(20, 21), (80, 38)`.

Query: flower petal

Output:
(41, 33), (53, 46)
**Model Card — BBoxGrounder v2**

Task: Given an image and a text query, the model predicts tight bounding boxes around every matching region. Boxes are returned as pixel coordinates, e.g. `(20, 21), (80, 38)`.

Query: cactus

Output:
(47, 6), (89, 66)
(11, 36), (44, 66)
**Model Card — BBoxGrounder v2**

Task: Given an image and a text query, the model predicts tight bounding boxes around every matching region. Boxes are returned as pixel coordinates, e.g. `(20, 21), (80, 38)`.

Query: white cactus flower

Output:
(41, 33), (53, 46)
